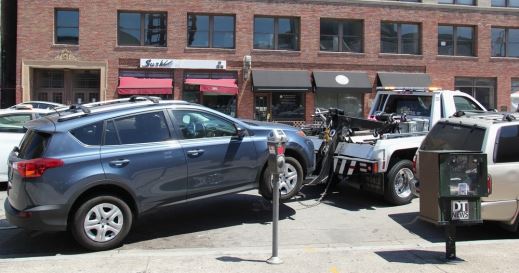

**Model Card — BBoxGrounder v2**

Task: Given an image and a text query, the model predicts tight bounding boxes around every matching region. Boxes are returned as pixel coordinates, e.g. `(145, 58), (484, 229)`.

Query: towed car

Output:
(5, 97), (315, 250)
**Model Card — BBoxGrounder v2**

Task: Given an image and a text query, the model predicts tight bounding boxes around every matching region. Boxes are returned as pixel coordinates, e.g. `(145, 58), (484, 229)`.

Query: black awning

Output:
(313, 71), (372, 93)
(377, 72), (431, 88)
(252, 70), (312, 92)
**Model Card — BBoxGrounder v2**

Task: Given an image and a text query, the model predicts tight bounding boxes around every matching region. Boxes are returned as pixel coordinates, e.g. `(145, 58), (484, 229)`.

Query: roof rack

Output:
(128, 95), (160, 103)
(376, 87), (442, 92)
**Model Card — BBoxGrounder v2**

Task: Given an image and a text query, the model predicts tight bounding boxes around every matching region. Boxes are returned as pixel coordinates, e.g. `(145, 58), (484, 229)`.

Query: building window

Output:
(455, 77), (496, 110)
(118, 12), (167, 47)
(320, 19), (363, 53)
(438, 25), (475, 56)
(391, 0), (422, 2)
(381, 22), (421, 54)
(438, 0), (475, 5)
(492, 27), (519, 58)
(187, 14), (235, 49)
(254, 16), (300, 51)
(271, 93), (305, 120)
(55, 9), (79, 45)
(492, 0), (519, 7)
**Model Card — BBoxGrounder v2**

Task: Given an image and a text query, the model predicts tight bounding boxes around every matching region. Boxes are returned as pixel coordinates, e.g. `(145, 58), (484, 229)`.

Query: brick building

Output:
(15, 0), (519, 124)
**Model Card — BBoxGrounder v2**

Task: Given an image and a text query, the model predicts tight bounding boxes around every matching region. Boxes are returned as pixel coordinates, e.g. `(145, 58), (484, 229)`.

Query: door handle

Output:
(109, 159), (130, 168)
(187, 149), (205, 157)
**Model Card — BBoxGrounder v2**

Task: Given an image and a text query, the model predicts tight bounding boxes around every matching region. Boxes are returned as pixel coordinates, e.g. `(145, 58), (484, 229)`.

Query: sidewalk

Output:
(1, 239), (519, 273)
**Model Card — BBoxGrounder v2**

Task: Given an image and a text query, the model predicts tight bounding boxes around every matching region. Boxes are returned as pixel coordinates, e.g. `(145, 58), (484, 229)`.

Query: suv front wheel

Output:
(71, 195), (133, 251)
(260, 156), (303, 201)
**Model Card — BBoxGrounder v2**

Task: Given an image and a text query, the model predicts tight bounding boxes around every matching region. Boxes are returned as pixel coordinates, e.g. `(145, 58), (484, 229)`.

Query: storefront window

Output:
(315, 92), (364, 117)
(271, 93), (305, 120)
(511, 78), (519, 112)
(455, 77), (496, 110)
(183, 72), (237, 117)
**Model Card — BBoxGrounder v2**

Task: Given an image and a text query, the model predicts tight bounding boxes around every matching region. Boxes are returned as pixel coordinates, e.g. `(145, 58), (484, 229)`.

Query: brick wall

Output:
(15, 0), (519, 118)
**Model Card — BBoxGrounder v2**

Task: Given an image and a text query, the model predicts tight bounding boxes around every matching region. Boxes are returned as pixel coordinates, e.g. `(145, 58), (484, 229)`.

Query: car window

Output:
(383, 95), (432, 117)
(18, 130), (51, 159)
(454, 96), (483, 112)
(104, 120), (120, 145)
(110, 111), (170, 145)
(494, 125), (519, 163)
(173, 110), (237, 139)
(421, 122), (485, 151)
(70, 121), (103, 146)
(0, 114), (32, 133)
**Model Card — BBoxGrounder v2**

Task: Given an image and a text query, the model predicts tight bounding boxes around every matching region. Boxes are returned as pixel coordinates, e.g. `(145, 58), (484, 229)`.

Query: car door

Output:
(171, 109), (258, 199)
(100, 110), (188, 211)
(484, 124), (519, 221)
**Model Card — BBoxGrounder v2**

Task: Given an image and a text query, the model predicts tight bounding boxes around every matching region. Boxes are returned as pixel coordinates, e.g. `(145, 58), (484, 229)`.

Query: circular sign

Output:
(335, 75), (350, 85)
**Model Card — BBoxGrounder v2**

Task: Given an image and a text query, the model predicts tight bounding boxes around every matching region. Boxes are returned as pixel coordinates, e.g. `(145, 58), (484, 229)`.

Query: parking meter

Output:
(419, 151), (488, 260)
(266, 129), (287, 265)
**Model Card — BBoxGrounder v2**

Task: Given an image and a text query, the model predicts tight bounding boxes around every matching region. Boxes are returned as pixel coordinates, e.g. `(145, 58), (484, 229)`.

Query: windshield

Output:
(420, 122), (485, 151)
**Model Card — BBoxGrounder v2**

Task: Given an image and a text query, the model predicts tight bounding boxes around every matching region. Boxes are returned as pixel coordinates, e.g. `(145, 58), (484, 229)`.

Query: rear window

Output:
(381, 95), (432, 117)
(18, 130), (51, 159)
(420, 122), (485, 151)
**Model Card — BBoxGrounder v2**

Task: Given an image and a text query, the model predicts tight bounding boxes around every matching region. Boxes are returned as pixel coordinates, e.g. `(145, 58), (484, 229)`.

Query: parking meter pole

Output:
(445, 224), (457, 260)
(266, 129), (287, 265)
(267, 172), (283, 265)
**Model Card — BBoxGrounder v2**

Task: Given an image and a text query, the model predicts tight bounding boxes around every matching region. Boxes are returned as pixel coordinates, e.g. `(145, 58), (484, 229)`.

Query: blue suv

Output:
(5, 97), (315, 250)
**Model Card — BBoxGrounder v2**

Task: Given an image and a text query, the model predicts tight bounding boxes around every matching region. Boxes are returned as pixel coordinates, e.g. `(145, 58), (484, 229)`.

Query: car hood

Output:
(240, 119), (300, 132)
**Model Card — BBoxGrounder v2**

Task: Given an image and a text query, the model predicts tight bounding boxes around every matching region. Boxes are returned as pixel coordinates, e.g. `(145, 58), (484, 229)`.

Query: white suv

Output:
(416, 112), (519, 231)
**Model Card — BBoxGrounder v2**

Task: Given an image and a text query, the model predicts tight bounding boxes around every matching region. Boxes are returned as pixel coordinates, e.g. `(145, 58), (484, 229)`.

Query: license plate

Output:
(451, 200), (469, 220)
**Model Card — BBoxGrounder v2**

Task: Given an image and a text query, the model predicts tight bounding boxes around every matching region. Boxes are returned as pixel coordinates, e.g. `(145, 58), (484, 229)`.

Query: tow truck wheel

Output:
(384, 160), (414, 205)
(260, 156), (303, 201)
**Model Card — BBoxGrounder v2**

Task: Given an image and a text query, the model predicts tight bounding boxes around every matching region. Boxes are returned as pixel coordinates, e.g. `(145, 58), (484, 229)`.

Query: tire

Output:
(384, 160), (414, 205)
(260, 156), (303, 201)
(71, 195), (133, 251)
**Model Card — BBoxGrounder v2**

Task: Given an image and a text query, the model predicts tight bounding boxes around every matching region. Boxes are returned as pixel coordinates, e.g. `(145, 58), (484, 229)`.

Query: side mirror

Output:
(233, 125), (247, 139)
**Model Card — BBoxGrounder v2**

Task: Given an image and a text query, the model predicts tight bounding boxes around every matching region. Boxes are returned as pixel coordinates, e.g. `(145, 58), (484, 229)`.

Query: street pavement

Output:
(1, 183), (519, 272)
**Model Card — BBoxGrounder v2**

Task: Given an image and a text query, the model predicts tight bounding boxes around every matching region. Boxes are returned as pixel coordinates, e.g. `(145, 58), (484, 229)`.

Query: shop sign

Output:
(140, 59), (226, 69)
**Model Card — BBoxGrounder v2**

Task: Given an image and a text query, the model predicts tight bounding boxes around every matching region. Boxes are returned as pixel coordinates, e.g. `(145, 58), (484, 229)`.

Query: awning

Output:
(313, 71), (372, 93)
(252, 70), (312, 92)
(184, 78), (238, 95)
(118, 77), (172, 95)
(376, 72), (431, 89)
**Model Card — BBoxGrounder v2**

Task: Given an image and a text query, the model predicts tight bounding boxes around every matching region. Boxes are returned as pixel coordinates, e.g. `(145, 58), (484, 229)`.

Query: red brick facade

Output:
(16, 0), (519, 122)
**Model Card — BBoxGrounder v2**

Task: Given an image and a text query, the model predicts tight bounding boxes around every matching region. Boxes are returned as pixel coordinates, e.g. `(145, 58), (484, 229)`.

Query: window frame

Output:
(320, 19), (364, 53)
(438, 0), (476, 5)
(380, 21), (421, 55)
(117, 11), (168, 47)
(491, 27), (519, 58)
(491, 0), (519, 7)
(54, 8), (80, 45)
(253, 16), (300, 51)
(438, 25), (476, 57)
(186, 13), (236, 49)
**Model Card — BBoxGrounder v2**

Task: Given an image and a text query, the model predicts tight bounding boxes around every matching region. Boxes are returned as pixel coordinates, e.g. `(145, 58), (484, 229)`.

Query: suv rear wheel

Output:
(384, 160), (414, 205)
(260, 156), (303, 201)
(71, 195), (132, 251)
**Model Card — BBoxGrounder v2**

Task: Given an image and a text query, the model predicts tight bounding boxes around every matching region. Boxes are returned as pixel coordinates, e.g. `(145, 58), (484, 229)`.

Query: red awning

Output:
(184, 78), (238, 95)
(118, 77), (173, 95)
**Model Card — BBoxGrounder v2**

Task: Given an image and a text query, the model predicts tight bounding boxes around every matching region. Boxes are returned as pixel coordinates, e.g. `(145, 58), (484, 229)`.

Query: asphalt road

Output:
(1, 183), (519, 272)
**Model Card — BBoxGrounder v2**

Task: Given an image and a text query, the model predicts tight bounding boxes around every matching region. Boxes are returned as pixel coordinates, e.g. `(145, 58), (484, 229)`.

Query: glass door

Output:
(254, 94), (270, 121)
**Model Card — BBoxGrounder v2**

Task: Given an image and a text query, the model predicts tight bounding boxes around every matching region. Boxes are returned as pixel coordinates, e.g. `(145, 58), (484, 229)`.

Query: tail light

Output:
(487, 174), (492, 195)
(13, 158), (64, 178)
(412, 154), (417, 173)
(372, 162), (379, 174)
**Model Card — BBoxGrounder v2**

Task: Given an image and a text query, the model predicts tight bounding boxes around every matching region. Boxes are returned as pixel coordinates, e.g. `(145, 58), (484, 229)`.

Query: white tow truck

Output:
(308, 88), (487, 205)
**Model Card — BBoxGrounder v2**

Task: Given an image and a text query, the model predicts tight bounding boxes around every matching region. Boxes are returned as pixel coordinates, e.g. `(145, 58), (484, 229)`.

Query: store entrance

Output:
(254, 94), (270, 121)
(33, 69), (100, 104)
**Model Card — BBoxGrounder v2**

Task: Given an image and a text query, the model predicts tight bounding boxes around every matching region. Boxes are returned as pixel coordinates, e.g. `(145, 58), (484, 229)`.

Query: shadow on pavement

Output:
(216, 256), (266, 263)
(375, 249), (465, 264)
(291, 182), (390, 211)
(389, 212), (519, 243)
(0, 193), (295, 258)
